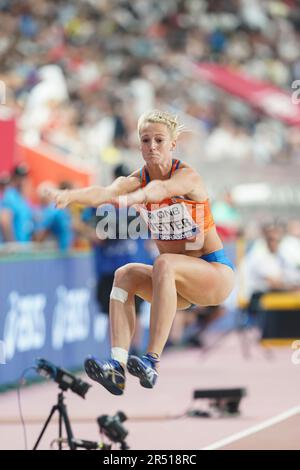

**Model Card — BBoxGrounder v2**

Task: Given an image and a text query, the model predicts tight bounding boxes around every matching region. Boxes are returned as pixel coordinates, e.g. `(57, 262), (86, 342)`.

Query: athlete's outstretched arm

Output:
(46, 176), (141, 209)
(117, 167), (204, 206)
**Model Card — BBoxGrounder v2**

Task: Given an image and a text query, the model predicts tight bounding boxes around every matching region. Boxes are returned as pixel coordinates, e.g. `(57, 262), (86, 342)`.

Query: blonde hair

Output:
(138, 109), (184, 140)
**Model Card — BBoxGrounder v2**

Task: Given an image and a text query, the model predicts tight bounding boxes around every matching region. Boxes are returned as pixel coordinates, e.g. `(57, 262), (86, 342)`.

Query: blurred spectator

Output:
(1, 164), (34, 242)
(168, 303), (232, 349)
(212, 189), (242, 241)
(280, 219), (300, 269)
(204, 119), (252, 161)
(20, 64), (69, 146)
(240, 221), (300, 305)
(33, 181), (73, 251)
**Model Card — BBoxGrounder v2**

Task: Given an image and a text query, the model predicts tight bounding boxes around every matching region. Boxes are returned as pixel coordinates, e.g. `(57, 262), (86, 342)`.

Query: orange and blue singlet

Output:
(139, 158), (234, 270)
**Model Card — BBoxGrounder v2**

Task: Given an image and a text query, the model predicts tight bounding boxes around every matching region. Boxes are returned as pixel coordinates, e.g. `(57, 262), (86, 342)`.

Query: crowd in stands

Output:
(1, 0), (300, 169)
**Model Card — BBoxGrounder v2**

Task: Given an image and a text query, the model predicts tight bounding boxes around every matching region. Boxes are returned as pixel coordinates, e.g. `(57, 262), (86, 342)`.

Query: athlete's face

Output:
(139, 123), (176, 164)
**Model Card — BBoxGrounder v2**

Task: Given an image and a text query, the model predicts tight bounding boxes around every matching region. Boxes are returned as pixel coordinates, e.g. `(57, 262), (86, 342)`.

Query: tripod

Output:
(33, 387), (75, 450)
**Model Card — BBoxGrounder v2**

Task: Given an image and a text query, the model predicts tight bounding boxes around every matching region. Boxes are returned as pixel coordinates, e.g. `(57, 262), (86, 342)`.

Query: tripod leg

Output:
(33, 405), (58, 450)
(59, 403), (76, 450)
(59, 410), (63, 450)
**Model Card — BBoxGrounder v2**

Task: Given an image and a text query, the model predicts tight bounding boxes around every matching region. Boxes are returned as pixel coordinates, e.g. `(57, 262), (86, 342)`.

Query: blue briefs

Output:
(200, 248), (235, 270)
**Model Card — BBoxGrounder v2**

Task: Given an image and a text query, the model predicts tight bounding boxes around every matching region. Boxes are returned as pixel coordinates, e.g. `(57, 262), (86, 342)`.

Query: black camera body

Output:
(98, 411), (128, 445)
(36, 358), (91, 398)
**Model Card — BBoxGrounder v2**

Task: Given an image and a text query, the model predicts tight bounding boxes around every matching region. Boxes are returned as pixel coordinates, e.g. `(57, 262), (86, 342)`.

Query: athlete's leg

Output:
(146, 256), (177, 356)
(147, 254), (235, 355)
(109, 264), (152, 357)
(124, 259), (195, 389)
(84, 263), (156, 394)
(109, 263), (190, 357)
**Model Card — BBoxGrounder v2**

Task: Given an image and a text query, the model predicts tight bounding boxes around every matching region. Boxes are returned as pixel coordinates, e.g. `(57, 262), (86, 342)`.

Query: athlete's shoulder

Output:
(172, 160), (208, 200)
(174, 159), (196, 172)
(172, 159), (201, 179)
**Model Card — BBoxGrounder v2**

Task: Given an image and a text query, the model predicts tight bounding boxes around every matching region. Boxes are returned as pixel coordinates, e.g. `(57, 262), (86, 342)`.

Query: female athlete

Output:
(48, 110), (235, 395)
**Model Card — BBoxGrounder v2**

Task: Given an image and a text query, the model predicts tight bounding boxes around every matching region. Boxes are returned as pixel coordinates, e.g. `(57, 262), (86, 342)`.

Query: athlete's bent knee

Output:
(112, 264), (138, 299)
(113, 264), (137, 286)
(153, 254), (174, 277)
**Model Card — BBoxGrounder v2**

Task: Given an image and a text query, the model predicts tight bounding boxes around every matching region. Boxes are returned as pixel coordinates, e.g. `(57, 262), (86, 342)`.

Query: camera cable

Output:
(17, 366), (36, 450)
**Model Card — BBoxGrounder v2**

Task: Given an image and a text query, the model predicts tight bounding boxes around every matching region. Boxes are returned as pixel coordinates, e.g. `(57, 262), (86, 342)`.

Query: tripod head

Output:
(35, 358), (91, 398)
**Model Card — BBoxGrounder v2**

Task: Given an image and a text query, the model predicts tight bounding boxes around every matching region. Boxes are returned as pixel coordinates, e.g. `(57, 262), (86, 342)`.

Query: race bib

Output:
(139, 203), (199, 240)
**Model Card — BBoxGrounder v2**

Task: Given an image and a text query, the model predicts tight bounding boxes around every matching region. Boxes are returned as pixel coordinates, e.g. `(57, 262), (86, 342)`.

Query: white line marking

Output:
(201, 405), (300, 450)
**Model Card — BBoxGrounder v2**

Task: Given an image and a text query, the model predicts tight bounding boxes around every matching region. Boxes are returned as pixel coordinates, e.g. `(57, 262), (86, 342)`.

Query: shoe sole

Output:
(84, 358), (124, 396)
(127, 356), (155, 389)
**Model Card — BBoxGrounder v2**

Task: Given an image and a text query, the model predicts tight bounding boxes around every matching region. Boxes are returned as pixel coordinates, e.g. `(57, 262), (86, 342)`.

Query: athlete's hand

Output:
(45, 188), (71, 209)
(111, 182), (168, 208)
(111, 189), (146, 208)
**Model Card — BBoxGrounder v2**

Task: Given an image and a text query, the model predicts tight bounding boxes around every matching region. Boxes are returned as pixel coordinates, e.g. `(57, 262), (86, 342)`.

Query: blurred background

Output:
(1, 0), (300, 450)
